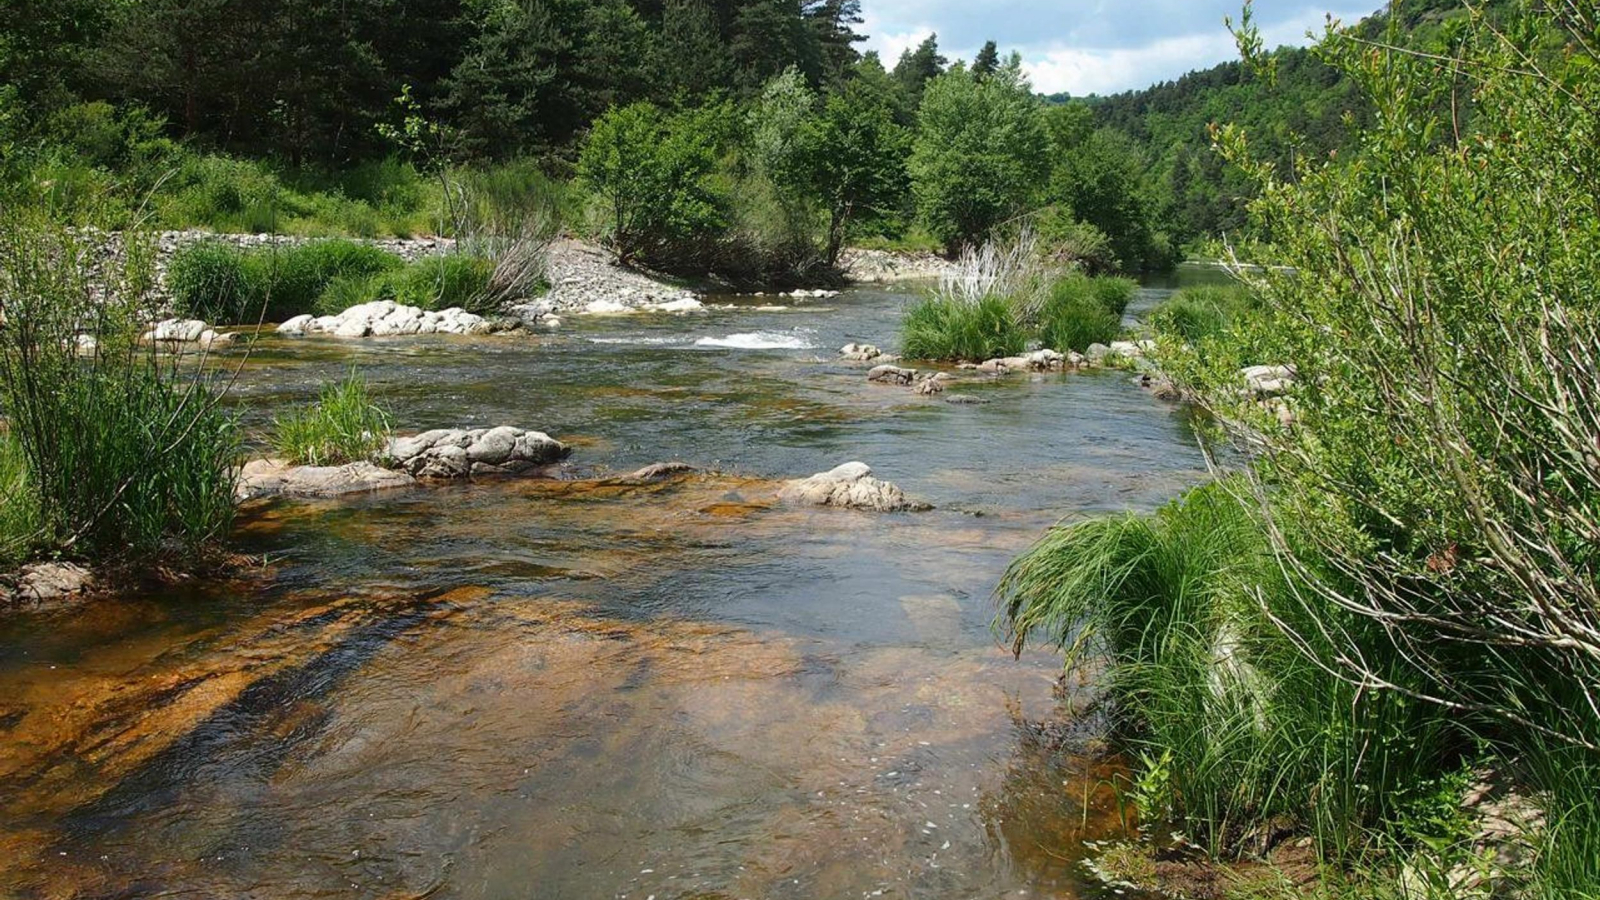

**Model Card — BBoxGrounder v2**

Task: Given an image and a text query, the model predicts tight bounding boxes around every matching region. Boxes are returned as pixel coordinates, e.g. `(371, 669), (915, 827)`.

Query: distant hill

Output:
(1084, 0), (1510, 244)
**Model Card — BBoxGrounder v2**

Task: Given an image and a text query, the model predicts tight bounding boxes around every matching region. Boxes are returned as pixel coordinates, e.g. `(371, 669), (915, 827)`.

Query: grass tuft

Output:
(901, 294), (1027, 361)
(272, 369), (392, 466)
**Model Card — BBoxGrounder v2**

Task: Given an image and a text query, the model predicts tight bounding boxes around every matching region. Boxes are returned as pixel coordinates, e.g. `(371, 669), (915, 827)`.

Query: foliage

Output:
(0, 213), (238, 567)
(900, 295), (1025, 362)
(272, 368), (391, 466)
(909, 59), (1048, 252)
(577, 101), (730, 267)
(1048, 128), (1173, 273)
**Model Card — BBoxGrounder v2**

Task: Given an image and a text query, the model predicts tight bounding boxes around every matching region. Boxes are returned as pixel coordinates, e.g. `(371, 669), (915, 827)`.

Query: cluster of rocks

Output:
(778, 462), (928, 513)
(838, 249), (958, 283)
(154, 231), (453, 264)
(385, 426), (569, 477)
(515, 239), (701, 319)
(277, 301), (517, 338)
(1242, 364), (1296, 397)
(238, 426), (570, 501)
(141, 318), (238, 350)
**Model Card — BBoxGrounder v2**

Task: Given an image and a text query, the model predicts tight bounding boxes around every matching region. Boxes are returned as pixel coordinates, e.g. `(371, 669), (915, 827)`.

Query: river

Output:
(1, 279), (1213, 899)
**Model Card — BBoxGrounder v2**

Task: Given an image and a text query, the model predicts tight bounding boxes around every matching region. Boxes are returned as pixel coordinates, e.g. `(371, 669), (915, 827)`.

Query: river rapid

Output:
(1, 279), (1213, 899)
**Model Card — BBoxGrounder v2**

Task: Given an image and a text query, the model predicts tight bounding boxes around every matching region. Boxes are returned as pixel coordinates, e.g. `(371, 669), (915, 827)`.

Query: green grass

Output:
(1150, 285), (1260, 344)
(996, 480), (1467, 859)
(168, 239), (404, 324)
(901, 294), (1027, 361)
(312, 254), (495, 317)
(272, 369), (392, 466)
(0, 213), (241, 567)
(1035, 274), (1130, 352)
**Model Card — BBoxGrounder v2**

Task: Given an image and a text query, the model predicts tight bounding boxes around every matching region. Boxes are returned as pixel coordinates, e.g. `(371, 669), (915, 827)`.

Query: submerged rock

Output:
(840, 343), (883, 362)
(236, 459), (416, 501)
(867, 364), (917, 385)
(778, 461), (928, 512)
(624, 461), (700, 481)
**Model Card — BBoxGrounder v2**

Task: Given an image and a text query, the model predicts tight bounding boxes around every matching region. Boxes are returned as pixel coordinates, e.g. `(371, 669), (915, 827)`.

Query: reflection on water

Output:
(0, 283), (1208, 898)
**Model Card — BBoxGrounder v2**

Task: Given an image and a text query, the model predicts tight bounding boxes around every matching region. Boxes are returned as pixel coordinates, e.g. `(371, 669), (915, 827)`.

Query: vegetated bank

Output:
(996, 4), (1600, 897)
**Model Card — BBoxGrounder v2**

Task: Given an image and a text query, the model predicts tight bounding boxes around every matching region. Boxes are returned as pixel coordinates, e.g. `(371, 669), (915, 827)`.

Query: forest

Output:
(1, 0), (1486, 281)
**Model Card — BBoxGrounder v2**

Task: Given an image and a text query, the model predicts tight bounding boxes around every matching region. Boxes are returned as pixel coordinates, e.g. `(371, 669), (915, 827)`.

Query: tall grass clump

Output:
(272, 368), (391, 466)
(901, 295), (1026, 361)
(1034, 274), (1133, 352)
(0, 211), (240, 566)
(168, 239), (403, 323)
(997, 480), (1462, 857)
(1149, 285), (1259, 344)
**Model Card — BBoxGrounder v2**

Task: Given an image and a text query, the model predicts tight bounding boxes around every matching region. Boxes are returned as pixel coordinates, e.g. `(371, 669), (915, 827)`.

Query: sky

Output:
(860, 1), (1380, 96)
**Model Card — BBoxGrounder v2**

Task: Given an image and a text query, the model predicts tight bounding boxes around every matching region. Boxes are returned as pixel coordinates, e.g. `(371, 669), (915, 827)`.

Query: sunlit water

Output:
(0, 278), (1216, 899)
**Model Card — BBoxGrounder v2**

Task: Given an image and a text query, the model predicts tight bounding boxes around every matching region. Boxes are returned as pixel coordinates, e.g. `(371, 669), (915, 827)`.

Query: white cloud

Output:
(857, 2), (1376, 95)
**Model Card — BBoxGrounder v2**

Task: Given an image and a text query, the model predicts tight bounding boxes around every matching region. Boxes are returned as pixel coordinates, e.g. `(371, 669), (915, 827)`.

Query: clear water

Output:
(0, 280), (1213, 899)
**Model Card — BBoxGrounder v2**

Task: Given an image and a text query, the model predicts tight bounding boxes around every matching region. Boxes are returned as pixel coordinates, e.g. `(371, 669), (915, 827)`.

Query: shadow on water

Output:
(0, 283), (1203, 898)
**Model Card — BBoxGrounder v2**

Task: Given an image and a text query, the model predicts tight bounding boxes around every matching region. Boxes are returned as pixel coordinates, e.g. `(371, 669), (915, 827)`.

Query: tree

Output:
(972, 40), (999, 79)
(891, 33), (946, 112)
(577, 101), (728, 265)
(803, 0), (865, 87)
(655, 0), (733, 99)
(799, 77), (910, 263)
(908, 59), (1047, 251)
(1050, 128), (1164, 271)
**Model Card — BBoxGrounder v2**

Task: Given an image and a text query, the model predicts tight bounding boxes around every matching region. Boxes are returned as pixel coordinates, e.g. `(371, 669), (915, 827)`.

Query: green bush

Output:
(272, 368), (391, 466)
(901, 295), (1026, 361)
(1033, 275), (1126, 352)
(255, 240), (401, 320)
(577, 101), (730, 267)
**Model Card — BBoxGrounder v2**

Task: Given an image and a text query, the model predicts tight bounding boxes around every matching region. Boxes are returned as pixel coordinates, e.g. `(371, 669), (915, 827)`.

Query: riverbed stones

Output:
(382, 427), (569, 478)
(1241, 364), (1296, 397)
(143, 318), (207, 343)
(1084, 343), (1113, 364)
(867, 364), (917, 385)
(278, 301), (512, 338)
(840, 343), (882, 362)
(236, 458), (416, 501)
(914, 377), (946, 396)
(779, 462), (928, 512)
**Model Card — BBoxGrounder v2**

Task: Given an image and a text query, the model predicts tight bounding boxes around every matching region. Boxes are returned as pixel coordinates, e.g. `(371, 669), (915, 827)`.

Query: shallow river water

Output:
(1, 281), (1213, 899)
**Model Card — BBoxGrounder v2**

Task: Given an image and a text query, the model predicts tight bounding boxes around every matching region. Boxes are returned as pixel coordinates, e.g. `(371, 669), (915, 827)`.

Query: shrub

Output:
(0, 214), (240, 566)
(901, 295), (1025, 361)
(1035, 278), (1121, 353)
(272, 368), (391, 466)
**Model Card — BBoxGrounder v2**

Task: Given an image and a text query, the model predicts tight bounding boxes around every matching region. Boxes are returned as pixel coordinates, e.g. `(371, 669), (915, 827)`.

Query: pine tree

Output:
(972, 40), (999, 79)
(891, 33), (945, 113)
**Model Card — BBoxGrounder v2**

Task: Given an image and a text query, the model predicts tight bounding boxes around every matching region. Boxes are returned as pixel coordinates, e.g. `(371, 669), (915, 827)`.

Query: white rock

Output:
(651, 298), (704, 313)
(582, 299), (633, 315)
(778, 462), (927, 512)
(279, 314), (314, 335)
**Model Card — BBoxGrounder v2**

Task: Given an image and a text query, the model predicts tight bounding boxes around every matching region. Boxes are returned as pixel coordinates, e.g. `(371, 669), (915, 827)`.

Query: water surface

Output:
(1, 282), (1210, 899)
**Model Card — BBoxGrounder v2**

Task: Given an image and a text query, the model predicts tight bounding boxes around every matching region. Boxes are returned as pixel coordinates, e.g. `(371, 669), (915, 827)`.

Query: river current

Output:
(1, 279), (1213, 899)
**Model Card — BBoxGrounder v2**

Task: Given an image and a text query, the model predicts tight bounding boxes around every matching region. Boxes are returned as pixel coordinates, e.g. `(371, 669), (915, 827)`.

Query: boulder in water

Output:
(867, 364), (917, 385)
(840, 343), (883, 362)
(778, 462), (928, 512)
(236, 459), (416, 501)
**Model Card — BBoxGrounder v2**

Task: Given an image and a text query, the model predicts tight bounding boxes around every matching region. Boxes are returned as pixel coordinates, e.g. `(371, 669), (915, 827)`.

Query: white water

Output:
(693, 330), (815, 350)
